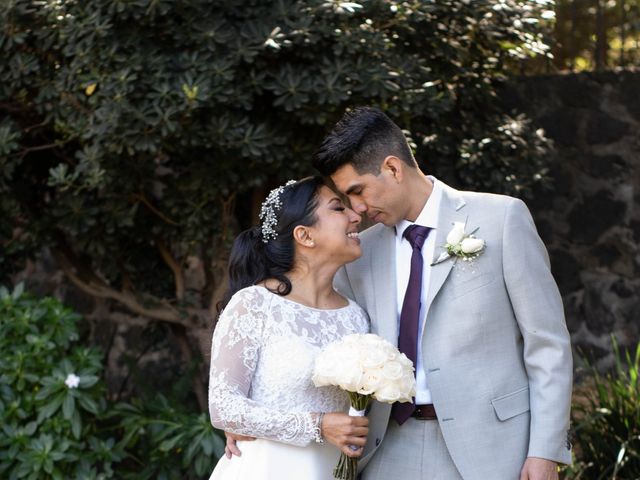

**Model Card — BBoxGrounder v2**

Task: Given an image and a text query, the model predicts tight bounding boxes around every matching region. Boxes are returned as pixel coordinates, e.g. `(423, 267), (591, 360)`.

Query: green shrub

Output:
(0, 0), (556, 335)
(567, 339), (640, 479)
(0, 285), (223, 479)
(111, 397), (224, 480)
(0, 284), (122, 478)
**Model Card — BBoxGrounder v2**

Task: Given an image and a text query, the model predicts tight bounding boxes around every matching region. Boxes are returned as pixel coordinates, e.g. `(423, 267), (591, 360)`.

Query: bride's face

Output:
(305, 186), (362, 264)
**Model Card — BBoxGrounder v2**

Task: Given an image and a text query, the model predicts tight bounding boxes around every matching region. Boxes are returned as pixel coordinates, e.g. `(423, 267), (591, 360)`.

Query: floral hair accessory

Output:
(259, 180), (297, 243)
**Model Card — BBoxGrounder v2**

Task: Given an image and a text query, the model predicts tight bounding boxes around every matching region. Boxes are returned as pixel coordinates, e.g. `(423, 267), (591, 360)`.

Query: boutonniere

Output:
(431, 220), (486, 266)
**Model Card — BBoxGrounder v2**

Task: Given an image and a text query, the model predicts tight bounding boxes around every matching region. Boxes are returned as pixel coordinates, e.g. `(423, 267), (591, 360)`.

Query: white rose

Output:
(460, 237), (485, 254)
(336, 367), (364, 392)
(396, 352), (414, 369)
(393, 378), (416, 403)
(373, 384), (403, 403)
(380, 361), (403, 381)
(313, 343), (358, 387)
(361, 348), (388, 368)
(358, 334), (384, 348)
(446, 222), (466, 245)
(313, 333), (418, 399)
(358, 370), (384, 395)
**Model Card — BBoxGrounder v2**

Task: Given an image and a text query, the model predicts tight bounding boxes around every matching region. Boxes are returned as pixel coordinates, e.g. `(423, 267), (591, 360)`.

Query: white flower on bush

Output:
(65, 373), (80, 389)
(312, 333), (415, 404)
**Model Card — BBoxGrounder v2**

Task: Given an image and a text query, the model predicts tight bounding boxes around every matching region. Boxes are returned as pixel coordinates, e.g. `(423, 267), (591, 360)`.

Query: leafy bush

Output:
(112, 397), (224, 480)
(0, 285), (223, 479)
(0, 0), (557, 337)
(0, 284), (121, 478)
(567, 339), (640, 479)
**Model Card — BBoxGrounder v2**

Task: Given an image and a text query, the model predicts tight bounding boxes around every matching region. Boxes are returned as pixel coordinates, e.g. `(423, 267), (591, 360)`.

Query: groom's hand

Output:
(519, 457), (558, 480)
(322, 412), (369, 458)
(224, 431), (256, 459)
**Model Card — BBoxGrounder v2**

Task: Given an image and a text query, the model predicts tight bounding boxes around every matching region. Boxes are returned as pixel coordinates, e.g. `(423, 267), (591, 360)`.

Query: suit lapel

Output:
(368, 183), (466, 345)
(423, 184), (467, 315)
(370, 226), (398, 345)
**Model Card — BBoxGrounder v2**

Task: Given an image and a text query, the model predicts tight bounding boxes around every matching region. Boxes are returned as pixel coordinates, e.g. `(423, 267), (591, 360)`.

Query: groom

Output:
(312, 107), (573, 479)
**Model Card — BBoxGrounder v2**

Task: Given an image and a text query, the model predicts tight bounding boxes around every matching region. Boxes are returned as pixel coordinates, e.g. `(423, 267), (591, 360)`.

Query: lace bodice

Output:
(208, 285), (369, 446)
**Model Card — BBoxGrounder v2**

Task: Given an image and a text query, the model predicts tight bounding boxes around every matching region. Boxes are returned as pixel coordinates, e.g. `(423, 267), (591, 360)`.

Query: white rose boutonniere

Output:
(432, 220), (486, 266)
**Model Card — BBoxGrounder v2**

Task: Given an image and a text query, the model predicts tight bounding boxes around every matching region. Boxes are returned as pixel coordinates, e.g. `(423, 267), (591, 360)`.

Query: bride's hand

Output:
(321, 412), (369, 458)
(224, 431), (256, 459)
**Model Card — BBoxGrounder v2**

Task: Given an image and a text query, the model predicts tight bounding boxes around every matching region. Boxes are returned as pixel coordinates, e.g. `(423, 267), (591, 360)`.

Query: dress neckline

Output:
(253, 285), (352, 312)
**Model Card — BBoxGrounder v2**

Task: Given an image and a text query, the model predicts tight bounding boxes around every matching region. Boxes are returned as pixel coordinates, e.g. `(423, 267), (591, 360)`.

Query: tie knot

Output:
(403, 224), (431, 250)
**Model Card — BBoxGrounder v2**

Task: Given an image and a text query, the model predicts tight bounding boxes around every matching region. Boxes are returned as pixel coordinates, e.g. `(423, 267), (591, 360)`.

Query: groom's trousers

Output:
(362, 418), (463, 480)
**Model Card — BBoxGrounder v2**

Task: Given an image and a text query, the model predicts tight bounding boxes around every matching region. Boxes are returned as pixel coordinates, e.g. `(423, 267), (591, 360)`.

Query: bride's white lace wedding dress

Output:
(208, 285), (369, 480)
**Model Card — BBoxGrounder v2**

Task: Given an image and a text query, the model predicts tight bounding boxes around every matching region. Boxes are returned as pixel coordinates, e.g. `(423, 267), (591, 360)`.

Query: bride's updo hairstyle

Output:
(218, 176), (325, 311)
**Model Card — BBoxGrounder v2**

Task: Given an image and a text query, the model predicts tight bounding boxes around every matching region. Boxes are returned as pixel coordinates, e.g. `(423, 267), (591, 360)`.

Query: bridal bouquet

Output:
(312, 333), (416, 480)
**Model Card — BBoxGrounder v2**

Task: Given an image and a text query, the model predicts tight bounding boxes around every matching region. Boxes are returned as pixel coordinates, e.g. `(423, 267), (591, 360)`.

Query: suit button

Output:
(375, 438), (380, 446)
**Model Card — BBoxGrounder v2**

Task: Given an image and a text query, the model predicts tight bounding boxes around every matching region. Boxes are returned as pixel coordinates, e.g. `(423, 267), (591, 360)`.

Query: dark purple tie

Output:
(392, 224), (431, 425)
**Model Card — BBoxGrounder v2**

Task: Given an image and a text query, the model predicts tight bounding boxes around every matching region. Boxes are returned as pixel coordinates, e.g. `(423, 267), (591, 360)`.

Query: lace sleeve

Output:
(208, 288), (317, 446)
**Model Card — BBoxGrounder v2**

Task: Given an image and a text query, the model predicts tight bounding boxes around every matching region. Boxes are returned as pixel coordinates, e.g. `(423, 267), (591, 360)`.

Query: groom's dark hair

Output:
(312, 106), (417, 176)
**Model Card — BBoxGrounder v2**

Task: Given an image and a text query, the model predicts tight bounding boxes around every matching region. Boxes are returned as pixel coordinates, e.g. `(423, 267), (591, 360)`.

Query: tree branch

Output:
(155, 236), (185, 301)
(52, 247), (201, 328)
(15, 139), (72, 155)
(207, 194), (235, 316)
(131, 192), (179, 226)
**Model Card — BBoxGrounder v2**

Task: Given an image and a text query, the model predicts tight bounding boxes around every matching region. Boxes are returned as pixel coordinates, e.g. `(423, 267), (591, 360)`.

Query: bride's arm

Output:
(208, 289), (318, 447)
(224, 414), (369, 459)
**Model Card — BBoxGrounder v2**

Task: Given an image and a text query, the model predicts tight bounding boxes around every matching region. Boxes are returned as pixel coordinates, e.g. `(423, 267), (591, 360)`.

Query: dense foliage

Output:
(1, 0), (556, 416)
(1, 0), (555, 291)
(566, 339), (640, 480)
(0, 285), (223, 479)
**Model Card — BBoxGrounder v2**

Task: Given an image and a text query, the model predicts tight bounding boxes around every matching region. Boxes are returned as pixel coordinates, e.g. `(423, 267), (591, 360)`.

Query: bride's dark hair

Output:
(218, 176), (325, 311)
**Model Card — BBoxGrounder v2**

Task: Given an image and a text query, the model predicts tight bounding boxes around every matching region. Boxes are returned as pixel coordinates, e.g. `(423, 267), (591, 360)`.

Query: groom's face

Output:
(330, 163), (403, 227)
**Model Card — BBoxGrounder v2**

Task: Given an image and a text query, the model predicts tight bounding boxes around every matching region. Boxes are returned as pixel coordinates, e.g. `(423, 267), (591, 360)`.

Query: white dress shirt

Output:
(395, 176), (442, 405)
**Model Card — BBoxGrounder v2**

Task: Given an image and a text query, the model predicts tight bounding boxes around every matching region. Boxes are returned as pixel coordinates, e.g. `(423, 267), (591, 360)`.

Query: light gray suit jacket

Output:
(334, 182), (573, 479)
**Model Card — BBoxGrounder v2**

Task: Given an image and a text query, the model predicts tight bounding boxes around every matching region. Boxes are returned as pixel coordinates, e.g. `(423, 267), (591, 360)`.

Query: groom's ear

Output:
(381, 155), (404, 183)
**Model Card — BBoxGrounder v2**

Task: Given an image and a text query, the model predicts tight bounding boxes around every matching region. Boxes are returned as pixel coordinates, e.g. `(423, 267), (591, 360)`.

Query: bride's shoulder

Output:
(221, 285), (273, 317)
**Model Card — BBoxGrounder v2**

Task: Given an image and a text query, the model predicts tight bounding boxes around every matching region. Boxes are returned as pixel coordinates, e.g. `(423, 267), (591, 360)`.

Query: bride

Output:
(208, 176), (369, 480)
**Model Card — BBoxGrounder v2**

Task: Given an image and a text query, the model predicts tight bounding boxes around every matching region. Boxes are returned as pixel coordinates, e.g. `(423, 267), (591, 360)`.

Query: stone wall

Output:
(503, 70), (640, 368)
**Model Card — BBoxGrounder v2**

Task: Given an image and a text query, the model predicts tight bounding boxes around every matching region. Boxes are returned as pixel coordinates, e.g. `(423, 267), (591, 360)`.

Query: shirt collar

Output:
(395, 176), (442, 240)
